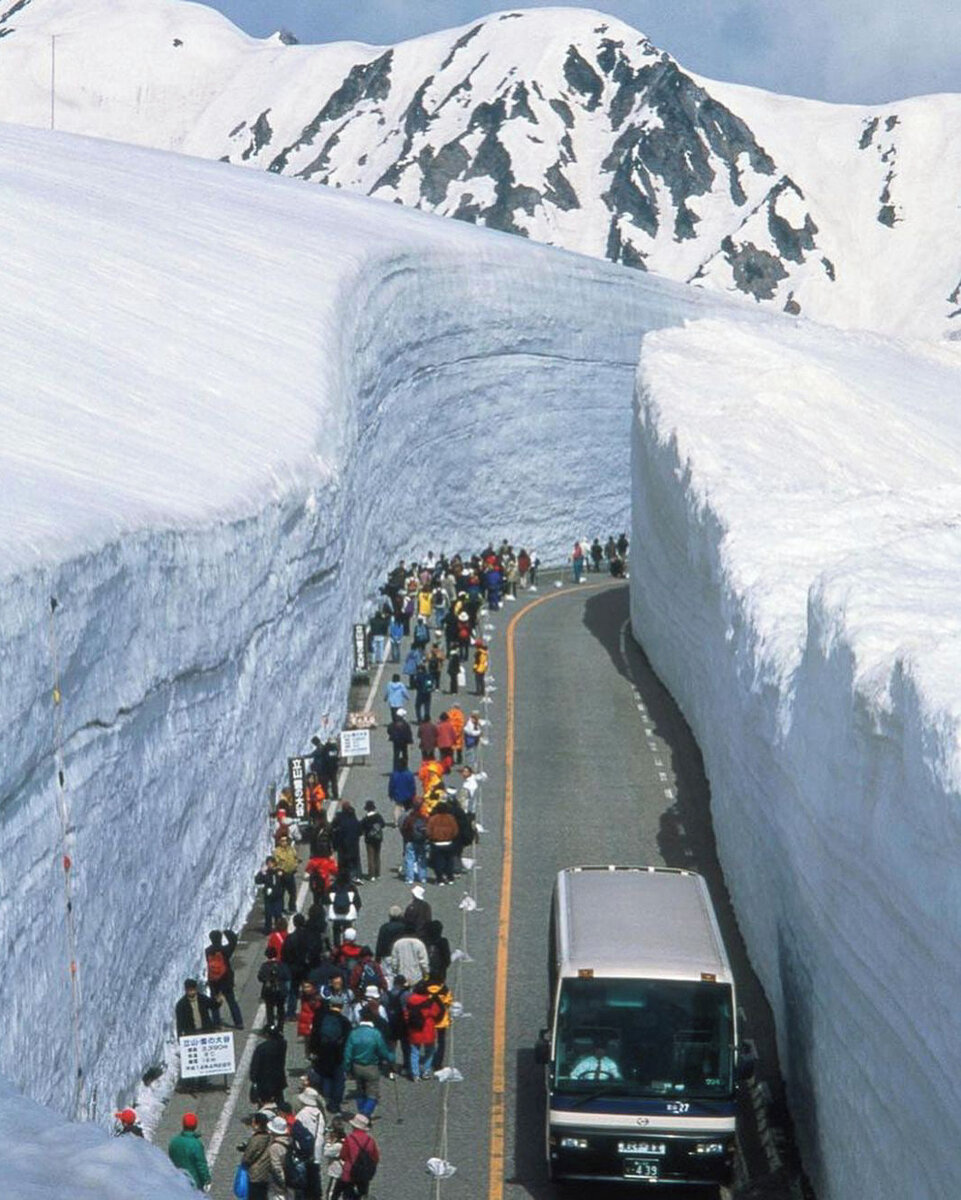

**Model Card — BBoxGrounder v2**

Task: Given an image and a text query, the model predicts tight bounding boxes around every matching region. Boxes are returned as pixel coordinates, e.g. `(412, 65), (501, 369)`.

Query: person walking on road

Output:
(274, 834), (299, 915)
(384, 674), (408, 721)
(308, 995), (352, 1114)
(167, 1112), (211, 1191)
(338, 1113), (380, 1199)
(360, 801), (385, 880)
(389, 922), (429, 986)
(386, 710), (413, 771)
(266, 1114), (291, 1200)
(250, 1025), (288, 1108)
(472, 641), (488, 696)
(255, 855), (285, 934)
(343, 1006), (395, 1117)
(404, 980), (444, 1080)
(331, 801), (363, 884)
(240, 1111), (272, 1200)
(294, 1085), (327, 1200)
(258, 945), (290, 1033)
(404, 884), (432, 938)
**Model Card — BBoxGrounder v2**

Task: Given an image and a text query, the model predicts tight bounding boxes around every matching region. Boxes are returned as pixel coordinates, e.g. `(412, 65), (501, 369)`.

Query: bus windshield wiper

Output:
(566, 1086), (634, 1109)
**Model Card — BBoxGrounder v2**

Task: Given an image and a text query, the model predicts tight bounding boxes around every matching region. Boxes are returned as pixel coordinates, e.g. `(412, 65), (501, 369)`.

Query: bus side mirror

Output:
(534, 1028), (551, 1065)
(736, 1040), (756, 1082)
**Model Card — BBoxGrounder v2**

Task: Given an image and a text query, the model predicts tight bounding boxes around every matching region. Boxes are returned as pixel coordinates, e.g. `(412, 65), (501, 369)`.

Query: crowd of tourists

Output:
(117, 538), (627, 1197)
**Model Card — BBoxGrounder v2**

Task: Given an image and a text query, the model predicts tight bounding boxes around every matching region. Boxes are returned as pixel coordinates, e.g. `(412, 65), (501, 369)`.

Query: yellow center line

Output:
(487, 581), (611, 1200)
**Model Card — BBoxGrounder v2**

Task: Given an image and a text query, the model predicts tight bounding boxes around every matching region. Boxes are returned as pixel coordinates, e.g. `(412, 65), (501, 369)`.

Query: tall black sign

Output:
(287, 756), (307, 819)
(353, 622), (369, 673)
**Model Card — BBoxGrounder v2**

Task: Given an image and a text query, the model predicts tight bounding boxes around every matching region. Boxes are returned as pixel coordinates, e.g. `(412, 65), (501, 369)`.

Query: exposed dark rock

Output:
(418, 140), (470, 205)
(241, 109), (273, 161)
(783, 292), (801, 315)
(821, 257), (836, 281)
(228, 121), (246, 138)
(859, 117), (879, 149)
(510, 81), (537, 123)
(544, 162), (580, 211)
(297, 123), (347, 181)
(674, 202), (700, 241)
(172, 38), (183, 47)
(767, 178), (817, 262)
(597, 37), (623, 75)
(606, 220), (648, 269)
(722, 237), (788, 300)
(435, 52), (489, 112)
(564, 46), (603, 110)
(949, 280), (961, 305)
(268, 51), (393, 173)
(0, 0), (33, 25)
(453, 193), (483, 221)
(439, 22), (483, 72)
(878, 205), (897, 227)
(549, 97), (575, 128)
(559, 129), (575, 164)
(602, 128), (659, 237)
(277, 28), (299, 45)
(885, 114), (899, 131)
(498, 11), (523, 18)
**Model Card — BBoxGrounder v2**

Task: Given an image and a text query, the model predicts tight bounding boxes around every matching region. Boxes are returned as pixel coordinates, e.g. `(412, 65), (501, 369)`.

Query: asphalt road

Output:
(152, 572), (802, 1200)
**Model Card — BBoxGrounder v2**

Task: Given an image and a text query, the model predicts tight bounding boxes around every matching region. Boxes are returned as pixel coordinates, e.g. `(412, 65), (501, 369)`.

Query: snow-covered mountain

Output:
(1, 0), (960, 340)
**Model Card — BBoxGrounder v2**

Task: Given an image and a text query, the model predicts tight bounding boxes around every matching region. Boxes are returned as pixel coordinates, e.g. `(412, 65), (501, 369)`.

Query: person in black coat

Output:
(386, 712), (414, 771)
(175, 979), (220, 1038)
(424, 919), (451, 982)
(330, 802), (363, 881)
(319, 738), (340, 800)
(249, 1026), (287, 1107)
(307, 997), (352, 1114)
(281, 914), (313, 1019)
(374, 905), (407, 962)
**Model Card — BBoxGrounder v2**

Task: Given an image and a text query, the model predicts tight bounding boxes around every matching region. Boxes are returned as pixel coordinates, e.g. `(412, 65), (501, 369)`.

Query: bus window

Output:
(554, 977), (733, 1098)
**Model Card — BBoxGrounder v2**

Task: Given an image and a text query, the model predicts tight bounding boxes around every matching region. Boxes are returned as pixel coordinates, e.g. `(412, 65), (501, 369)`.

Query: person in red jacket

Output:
(404, 979), (444, 1080)
(297, 981), (322, 1040)
(339, 1112), (379, 1198)
(435, 712), (456, 769)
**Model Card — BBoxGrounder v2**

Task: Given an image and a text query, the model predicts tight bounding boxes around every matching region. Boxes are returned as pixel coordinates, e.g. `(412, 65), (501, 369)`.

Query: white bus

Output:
(536, 866), (750, 1189)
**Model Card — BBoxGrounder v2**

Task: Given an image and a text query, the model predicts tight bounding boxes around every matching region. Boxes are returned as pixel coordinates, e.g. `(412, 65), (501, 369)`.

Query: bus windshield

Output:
(553, 977), (734, 1099)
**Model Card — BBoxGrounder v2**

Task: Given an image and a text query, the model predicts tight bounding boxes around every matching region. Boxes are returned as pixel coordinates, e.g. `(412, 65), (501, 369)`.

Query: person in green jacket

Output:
(342, 998), (395, 1117)
(168, 1112), (211, 1191)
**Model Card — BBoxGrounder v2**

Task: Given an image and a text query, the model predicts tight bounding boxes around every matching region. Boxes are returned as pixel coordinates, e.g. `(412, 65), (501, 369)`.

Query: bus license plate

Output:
(624, 1159), (659, 1179)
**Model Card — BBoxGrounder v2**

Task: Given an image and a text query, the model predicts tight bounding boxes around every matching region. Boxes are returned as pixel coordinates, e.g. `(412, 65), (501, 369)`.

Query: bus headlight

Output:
(560, 1137), (589, 1150)
(694, 1142), (725, 1155)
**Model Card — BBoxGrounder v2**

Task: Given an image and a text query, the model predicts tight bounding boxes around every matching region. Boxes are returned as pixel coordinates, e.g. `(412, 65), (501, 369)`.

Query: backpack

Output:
(261, 962), (285, 1001)
(352, 958), (384, 994)
(332, 887), (352, 916)
(351, 1136), (378, 1185)
(283, 1139), (308, 1189)
(405, 999), (426, 1033)
(365, 817), (383, 845)
(291, 1117), (316, 1161)
(206, 949), (228, 984)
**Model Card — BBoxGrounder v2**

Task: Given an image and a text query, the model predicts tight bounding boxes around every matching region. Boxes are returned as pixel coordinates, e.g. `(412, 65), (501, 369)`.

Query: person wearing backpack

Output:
(404, 980), (444, 1080)
(386, 710), (413, 771)
(293, 1085), (326, 1200)
(308, 994), (352, 1115)
(412, 662), (434, 722)
(338, 1113), (379, 1199)
(324, 870), (361, 948)
(342, 1008), (395, 1117)
(360, 801), (385, 881)
(204, 929), (243, 1030)
(265, 1114), (291, 1200)
(389, 922), (428, 988)
(400, 801), (428, 885)
(258, 945), (291, 1033)
(330, 801), (362, 884)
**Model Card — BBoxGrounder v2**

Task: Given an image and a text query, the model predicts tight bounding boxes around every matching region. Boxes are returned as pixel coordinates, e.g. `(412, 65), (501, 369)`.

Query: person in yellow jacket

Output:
(473, 642), (489, 696)
(426, 976), (454, 1069)
(417, 587), (433, 620)
(273, 835), (299, 914)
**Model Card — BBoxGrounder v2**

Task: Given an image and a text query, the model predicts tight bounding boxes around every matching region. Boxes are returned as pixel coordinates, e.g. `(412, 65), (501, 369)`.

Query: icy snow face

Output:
(0, 121), (734, 1122)
(0, 1074), (191, 1197)
(3, 0), (961, 337)
(630, 318), (961, 1200)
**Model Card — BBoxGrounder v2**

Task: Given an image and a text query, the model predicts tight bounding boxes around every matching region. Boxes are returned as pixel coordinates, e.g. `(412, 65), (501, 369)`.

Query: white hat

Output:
(397, 707), (407, 716)
(350, 1113), (370, 1130)
(268, 1116), (288, 1136)
(343, 928), (357, 942)
(297, 1087), (322, 1107)
(364, 984), (381, 999)
(411, 885), (425, 900)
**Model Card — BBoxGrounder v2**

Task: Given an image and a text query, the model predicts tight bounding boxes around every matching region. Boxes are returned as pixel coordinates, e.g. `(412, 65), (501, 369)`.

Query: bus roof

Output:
(554, 866), (733, 984)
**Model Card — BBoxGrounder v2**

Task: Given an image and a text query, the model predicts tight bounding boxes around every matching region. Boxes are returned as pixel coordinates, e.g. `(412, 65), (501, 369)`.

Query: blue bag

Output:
(233, 1162), (249, 1199)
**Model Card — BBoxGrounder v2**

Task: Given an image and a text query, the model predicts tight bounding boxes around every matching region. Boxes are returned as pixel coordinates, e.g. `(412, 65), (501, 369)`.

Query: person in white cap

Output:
(293, 1084), (326, 1200)
(266, 1114), (291, 1200)
(339, 1112), (380, 1197)
(404, 884), (432, 939)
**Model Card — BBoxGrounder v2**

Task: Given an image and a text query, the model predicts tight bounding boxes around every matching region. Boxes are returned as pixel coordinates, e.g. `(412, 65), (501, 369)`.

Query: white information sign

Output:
(179, 1031), (236, 1079)
(339, 728), (371, 759)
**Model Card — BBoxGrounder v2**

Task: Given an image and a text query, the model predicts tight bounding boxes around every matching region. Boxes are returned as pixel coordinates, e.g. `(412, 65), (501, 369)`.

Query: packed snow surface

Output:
(630, 318), (961, 1200)
(0, 116), (741, 1180)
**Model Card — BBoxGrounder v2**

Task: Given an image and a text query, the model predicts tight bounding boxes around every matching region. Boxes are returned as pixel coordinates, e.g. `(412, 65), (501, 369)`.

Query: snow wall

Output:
(0, 122), (738, 1128)
(630, 317), (961, 1200)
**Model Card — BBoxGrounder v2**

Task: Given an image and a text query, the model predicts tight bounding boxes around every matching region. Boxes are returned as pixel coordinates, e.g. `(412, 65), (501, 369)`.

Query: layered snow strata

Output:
(630, 318), (961, 1200)
(0, 121), (732, 1125)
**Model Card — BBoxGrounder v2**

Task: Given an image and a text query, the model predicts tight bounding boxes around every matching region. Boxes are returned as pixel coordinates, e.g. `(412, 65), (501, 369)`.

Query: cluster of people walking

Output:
(127, 544), (511, 1198)
(570, 533), (629, 582)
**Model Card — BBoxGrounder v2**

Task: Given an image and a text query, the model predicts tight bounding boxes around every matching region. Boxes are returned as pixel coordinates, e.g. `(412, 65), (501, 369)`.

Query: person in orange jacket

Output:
(447, 703), (465, 765)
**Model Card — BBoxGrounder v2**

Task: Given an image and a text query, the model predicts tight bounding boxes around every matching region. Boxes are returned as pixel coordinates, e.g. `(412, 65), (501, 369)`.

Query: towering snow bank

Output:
(0, 1074), (191, 1197)
(0, 122), (734, 1122)
(630, 318), (961, 1199)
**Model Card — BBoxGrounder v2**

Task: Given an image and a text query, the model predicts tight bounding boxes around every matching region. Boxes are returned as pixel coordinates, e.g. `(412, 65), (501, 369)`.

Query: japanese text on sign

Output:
(180, 1031), (235, 1078)
(339, 729), (371, 759)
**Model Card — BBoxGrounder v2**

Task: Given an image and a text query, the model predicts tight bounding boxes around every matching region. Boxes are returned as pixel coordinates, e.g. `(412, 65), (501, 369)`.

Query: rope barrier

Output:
(47, 596), (86, 1118)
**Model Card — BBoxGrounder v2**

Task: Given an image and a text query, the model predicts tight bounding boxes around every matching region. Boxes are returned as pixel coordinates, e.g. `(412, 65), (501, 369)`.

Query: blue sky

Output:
(197, 0), (960, 105)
